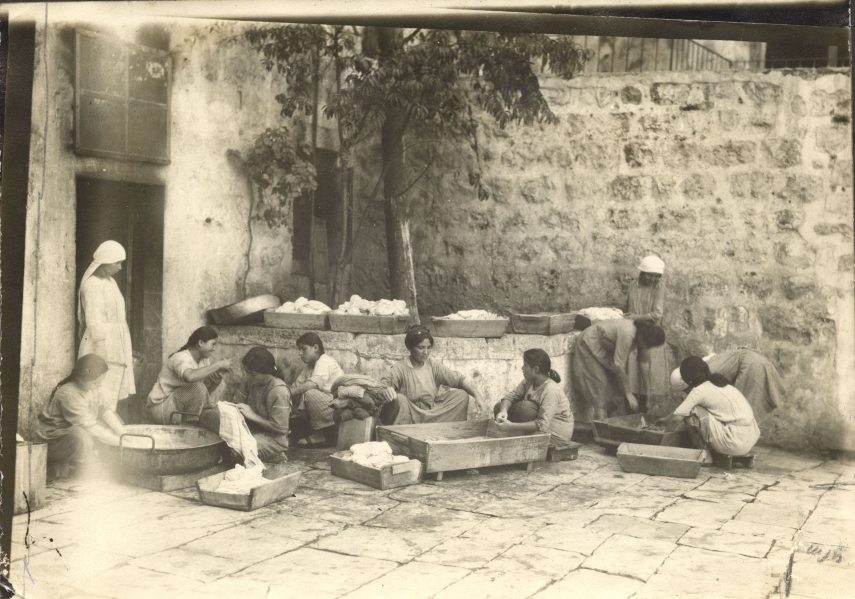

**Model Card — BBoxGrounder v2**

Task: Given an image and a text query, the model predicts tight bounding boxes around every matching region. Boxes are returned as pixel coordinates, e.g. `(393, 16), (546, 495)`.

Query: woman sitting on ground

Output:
(660, 356), (760, 458)
(290, 332), (344, 448)
(145, 326), (231, 425)
(493, 349), (574, 444)
(670, 348), (783, 423)
(380, 325), (486, 425)
(571, 318), (666, 421)
(34, 354), (125, 478)
(200, 346), (290, 463)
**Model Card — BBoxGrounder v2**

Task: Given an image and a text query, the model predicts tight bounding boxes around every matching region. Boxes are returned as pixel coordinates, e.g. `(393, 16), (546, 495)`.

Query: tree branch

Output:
(401, 29), (422, 46)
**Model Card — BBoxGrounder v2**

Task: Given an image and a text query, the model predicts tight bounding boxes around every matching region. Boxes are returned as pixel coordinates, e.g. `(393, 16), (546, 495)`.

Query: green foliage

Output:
(242, 126), (317, 228)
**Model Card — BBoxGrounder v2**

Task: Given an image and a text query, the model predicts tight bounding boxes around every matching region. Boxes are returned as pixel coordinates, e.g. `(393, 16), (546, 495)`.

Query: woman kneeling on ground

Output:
(493, 349), (574, 444)
(659, 356), (760, 458)
(380, 325), (486, 425)
(290, 332), (344, 448)
(34, 354), (125, 478)
(201, 346), (290, 463)
(145, 326), (231, 424)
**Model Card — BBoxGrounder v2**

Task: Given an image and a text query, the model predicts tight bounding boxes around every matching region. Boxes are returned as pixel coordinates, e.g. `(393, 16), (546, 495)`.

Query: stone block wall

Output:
(215, 326), (580, 420)
(349, 69), (854, 451)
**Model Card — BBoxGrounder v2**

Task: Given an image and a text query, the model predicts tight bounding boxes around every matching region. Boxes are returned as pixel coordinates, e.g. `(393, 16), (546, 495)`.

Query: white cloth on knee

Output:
(217, 401), (262, 468)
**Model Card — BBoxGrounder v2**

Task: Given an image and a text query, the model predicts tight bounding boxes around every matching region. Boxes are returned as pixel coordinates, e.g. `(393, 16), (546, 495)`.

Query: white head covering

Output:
(670, 354), (714, 392)
(638, 255), (665, 274)
(77, 241), (126, 326)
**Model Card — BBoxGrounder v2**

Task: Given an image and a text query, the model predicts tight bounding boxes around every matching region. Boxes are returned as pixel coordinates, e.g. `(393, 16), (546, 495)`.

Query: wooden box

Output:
(329, 453), (423, 490)
(196, 463), (302, 511)
(329, 313), (413, 334)
(431, 317), (509, 338)
(377, 419), (549, 479)
(336, 417), (376, 450)
(510, 313), (577, 335)
(15, 442), (47, 515)
(207, 295), (281, 325)
(617, 443), (705, 478)
(592, 413), (692, 449)
(263, 309), (329, 330)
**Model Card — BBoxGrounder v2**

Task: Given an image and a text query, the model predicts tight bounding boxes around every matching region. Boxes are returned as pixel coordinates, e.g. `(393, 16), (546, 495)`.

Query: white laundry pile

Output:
(216, 401), (263, 469)
(577, 306), (625, 321)
(214, 463), (267, 494)
(339, 441), (410, 468)
(275, 297), (331, 314)
(435, 309), (503, 320)
(334, 295), (409, 316)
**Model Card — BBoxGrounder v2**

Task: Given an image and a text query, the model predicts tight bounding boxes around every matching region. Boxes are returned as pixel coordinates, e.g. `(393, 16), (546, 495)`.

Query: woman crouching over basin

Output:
(34, 354), (125, 478)
(493, 349), (574, 445)
(658, 356), (760, 458)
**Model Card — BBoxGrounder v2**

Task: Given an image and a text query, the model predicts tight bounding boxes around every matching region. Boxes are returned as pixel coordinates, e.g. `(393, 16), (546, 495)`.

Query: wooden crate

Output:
(547, 441), (581, 462)
(329, 454), (422, 490)
(263, 309), (329, 330)
(207, 294), (281, 325)
(15, 442), (47, 515)
(377, 419), (549, 480)
(328, 313), (413, 334)
(431, 318), (509, 338)
(196, 463), (302, 511)
(336, 417), (376, 450)
(617, 443), (705, 478)
(510, 313), (577, 335)
(592, 413), (692, 448)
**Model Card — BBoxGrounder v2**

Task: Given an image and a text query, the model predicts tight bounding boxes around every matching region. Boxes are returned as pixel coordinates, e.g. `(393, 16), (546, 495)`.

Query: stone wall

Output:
(215, 326), (580, 420)
(349, 69), (854, 451)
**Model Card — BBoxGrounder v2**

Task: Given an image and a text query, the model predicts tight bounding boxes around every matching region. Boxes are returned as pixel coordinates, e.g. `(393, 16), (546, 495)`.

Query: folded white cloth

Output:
(217, 401), (263, 468)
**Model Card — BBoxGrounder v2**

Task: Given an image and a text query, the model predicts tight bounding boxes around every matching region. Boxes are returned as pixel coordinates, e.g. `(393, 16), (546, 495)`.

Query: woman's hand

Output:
(235, 403), (255, 417)
(216, 358), (232, 371)
(625, 392), (639, 412)
(493, 419), (513, 433)
(495, 410), (509, 423)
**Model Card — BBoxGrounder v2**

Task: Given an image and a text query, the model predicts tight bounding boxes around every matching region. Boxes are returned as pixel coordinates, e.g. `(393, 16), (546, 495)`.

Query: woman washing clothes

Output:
(571, 318), (666, 421)
(670, 349), (783, 422)
(493, 349), (574, 444)
(34, 354), (125, 478)
(660, 356), (760, 458)
(290, 332), (344, 448)
(145, 326), (231, 425)
(380, 325), (486, 425)
(77, 240), (135, 417)
(200, 347), (290, 463)
(624, 254), (670, 414)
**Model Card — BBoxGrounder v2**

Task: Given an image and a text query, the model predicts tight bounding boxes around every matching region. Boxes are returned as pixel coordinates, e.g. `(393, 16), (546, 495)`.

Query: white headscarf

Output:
(77, 240), (127, 326)
(638, 255), (665, 275)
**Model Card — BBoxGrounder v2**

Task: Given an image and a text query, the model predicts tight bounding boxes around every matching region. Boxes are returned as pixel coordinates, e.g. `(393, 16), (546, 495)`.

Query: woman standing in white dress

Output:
(77, 240), (135, 412)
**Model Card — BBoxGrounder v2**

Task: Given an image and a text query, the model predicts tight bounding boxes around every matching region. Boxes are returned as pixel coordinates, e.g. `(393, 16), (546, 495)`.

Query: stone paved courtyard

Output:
(7, 443), (855, 599)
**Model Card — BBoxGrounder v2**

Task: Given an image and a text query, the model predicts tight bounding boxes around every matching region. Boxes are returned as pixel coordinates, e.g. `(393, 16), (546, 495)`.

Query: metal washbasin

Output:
(98, 425), (225, 475)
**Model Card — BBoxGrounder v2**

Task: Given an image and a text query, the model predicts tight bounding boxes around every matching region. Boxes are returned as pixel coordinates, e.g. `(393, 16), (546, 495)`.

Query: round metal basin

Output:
(98, 425), (225, 475)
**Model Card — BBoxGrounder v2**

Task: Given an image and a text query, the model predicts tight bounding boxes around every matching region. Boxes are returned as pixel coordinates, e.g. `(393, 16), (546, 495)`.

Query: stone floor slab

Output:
(582, 534), (676, 581)
(285, 494), (401, 524)
(735, 500), (812, 530)
(655, 499), (745, 530)
(799, 513), (855, 547)
(340, 561), (469, 599)
(788, 558), (855, 599)
(365, 501), (488, 536)
(245, 511), (345, 542)
(415, 535), (510, 568)
(66, 564), (212, 599)
(532, 568), (643, 599)
(678, 527), (774, 558)
(718, 519), (797, 543)
(586, 491), (678, 519)
(487, 543), (585, 580)
(130, 547), (243, 583)
(586, 514), (689, 543)
(434, 567), (553, 599)
(180, 524), (305, 565)
(313, 524), (447, 562)
(232, 547), (397, 597)
(792, 541), (854, 569)
(526, 522), (613, 556)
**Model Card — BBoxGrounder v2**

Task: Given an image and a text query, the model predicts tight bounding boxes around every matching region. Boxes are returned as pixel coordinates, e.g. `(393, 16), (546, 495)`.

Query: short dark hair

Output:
(404, 325), (434, 350)
(296, 332), (325, 354)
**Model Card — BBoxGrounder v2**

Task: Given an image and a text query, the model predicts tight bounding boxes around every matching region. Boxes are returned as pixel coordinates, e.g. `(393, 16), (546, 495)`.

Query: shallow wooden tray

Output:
(510, 313), (577, 335)
(263, 310), (329, 330)
(377, 419), (549, 480)
(207, 295), (281, 325)
(592, 413), (692, 448)
(196, 463), (301, 511)
(431, 318), (509, 338)
(329, 454), (422, 490)
(328, 313), (413, 334)
(617, 443), (705, 478)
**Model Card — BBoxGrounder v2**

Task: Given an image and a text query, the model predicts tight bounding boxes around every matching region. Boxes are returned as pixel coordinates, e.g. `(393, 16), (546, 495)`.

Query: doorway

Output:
(76, 177), (164, 408)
